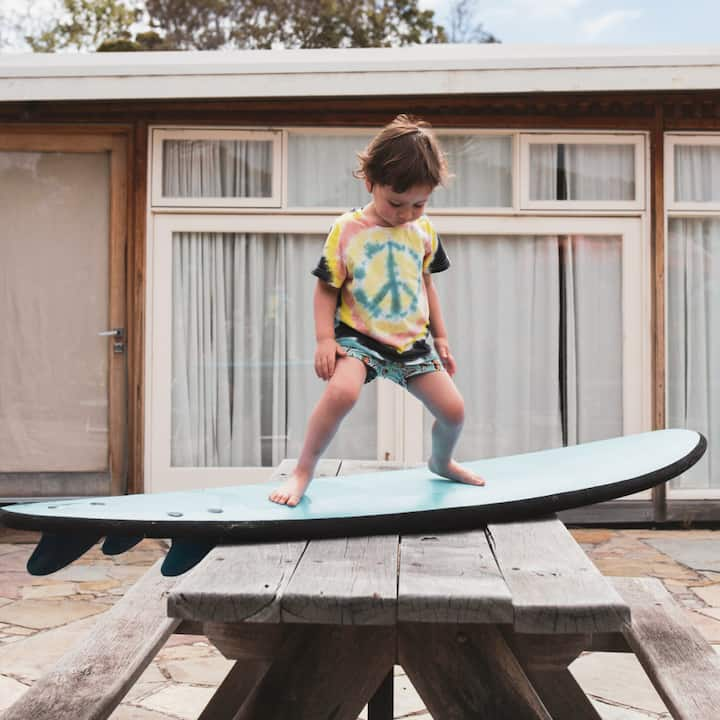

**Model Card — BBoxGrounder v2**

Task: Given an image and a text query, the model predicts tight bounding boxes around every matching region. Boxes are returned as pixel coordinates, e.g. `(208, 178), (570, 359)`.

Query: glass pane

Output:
(287, 132), (512, 208)
(287, 133), (373, 207)
(162, 139), (273, 198)
(423, 234), (623, 461)
(667, 218), (720, 489)
(674, 145), (720, 203)
(529, 143), (635, 201)
(431, 135), (512, 207)
(0, 151), (109, 472)
(171, 231), (377, 467)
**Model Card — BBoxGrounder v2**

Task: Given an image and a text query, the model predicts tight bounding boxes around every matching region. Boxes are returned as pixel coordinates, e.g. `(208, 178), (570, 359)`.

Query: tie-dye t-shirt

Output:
(312, 209), (450, 354)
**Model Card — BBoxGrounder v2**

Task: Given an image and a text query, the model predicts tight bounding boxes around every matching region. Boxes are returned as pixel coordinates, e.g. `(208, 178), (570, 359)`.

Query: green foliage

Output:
(146, 0), (447, 50)
(26, 0), (141, 52)
(23, 0), (458, 52)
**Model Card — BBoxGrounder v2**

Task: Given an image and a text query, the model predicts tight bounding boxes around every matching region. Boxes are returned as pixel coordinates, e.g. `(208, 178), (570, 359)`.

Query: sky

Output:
(2, 0), (720, 49)
(422, 0), (720, 45)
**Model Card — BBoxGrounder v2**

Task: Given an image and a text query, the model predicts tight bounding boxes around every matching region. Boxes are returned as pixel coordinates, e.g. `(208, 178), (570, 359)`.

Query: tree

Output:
(20, 0), (448, 52)
(145, 0), (447, 50)
(25, 0), (141, 52)
(444, 0), (499, 44)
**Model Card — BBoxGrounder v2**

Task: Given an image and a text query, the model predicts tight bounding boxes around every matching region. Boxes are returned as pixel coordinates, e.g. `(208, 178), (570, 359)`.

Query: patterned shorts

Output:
(337, 337), (444, 388)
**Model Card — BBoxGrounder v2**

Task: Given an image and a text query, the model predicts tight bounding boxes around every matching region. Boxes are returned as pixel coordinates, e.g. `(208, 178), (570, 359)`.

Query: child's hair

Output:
(355, 114), (448, 192)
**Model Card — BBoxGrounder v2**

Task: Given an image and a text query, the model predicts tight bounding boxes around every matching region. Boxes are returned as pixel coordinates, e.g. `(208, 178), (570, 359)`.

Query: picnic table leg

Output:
(367, 669), (393, 720)
(234, 625), (394, 720)
(398, 623), (552, 720)
(505, 632), (602, 720)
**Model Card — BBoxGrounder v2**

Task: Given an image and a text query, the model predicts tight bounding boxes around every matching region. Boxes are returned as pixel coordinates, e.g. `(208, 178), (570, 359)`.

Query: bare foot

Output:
(428, 458), (485, 486)
(268, 471), (312, 506)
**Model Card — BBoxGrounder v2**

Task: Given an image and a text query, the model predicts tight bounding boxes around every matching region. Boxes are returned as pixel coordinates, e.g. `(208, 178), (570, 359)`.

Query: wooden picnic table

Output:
(5, 457), (720, 720)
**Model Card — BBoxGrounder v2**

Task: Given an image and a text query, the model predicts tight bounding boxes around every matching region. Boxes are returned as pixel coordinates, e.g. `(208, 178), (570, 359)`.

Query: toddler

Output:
(270, 114), (484, 505)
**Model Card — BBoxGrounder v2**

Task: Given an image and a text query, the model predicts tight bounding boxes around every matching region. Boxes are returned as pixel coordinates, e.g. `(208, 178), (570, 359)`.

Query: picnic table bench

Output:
(4, 458), (720, 720)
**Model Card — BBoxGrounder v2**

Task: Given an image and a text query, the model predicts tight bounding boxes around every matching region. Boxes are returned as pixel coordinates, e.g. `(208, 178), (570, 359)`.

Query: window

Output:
(665, 134), (720, 491)
(521, 134), (645, 210)
(152, 129), (282, 207)
(285, 129), (514, 210)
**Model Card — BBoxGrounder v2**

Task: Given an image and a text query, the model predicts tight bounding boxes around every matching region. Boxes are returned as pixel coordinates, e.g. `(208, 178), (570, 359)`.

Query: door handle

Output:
(99, 328), (125, 354)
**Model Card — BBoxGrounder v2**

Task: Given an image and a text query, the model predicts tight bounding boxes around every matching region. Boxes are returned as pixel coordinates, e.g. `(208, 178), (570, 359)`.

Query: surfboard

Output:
(0, 429), (706, 577)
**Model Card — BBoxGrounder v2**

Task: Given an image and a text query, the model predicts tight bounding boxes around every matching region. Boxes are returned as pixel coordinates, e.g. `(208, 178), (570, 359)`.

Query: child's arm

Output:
(314, 280), (347, 380)
(424, 273), (456, 376)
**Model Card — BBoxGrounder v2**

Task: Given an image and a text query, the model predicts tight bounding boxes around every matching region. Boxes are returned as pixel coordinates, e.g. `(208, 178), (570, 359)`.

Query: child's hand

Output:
(434, 338), (456, 376)
(315, 339), (347, 380)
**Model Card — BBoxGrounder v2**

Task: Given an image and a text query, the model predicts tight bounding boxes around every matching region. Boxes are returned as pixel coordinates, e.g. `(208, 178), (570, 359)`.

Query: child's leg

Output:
(269, 356), (368, 506)
(406, 370), (485, 486)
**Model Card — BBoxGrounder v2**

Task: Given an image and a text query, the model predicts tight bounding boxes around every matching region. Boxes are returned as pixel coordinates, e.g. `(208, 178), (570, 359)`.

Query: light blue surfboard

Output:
(0, 429), (706, 576)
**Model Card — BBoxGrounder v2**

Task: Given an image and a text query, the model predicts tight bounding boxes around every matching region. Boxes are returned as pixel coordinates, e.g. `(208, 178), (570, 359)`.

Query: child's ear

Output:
(365, 178), (373, 193)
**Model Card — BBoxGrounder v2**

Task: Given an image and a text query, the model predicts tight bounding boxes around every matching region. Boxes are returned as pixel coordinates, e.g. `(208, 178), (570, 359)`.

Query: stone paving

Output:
(0, 526), (719, 719)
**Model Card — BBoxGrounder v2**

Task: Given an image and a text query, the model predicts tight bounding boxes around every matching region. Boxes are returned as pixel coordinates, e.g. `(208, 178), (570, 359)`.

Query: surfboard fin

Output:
(27, 532), (102, 576)
(102, 534), (144, 556)
(161, 538), (216, 576)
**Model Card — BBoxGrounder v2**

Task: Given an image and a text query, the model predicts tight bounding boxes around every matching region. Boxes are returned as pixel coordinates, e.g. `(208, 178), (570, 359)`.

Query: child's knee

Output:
(326, 381), (361, 411)
(439, 398), (465, 428)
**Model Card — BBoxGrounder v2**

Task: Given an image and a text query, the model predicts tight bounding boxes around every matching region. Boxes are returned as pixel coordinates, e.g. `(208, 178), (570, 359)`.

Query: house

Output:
(1, 44), (718, 522)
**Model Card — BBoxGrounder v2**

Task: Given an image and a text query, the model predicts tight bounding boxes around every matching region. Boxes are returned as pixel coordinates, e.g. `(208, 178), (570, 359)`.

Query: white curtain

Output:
(667, 218), (720, 488)
(530, 144), (635, 201)
(425, 234), (623, 460)
(563, 235), (623, 445)
(163, 140), (273, 198)
(674, 145), (720, 202)
(171, 232), (376, 468)
(287, 134), (373, 207)
(431, 135), (512, 207)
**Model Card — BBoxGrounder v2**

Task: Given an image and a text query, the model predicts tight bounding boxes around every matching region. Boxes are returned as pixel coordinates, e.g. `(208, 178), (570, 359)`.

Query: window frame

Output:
(665, 132), (720, 212)
(519, 132), (646, 211)
(664, 132), (720, 499)
(151, 127), (283, 208)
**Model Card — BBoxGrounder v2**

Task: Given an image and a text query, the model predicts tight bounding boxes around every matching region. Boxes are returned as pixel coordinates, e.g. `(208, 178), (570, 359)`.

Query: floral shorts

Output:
(337, 337), (444, 388)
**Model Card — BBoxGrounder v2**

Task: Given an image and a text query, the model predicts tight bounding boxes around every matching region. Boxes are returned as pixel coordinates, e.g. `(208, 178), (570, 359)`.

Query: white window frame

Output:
(151, 127), (283, 208)
(520, 133), (646, 211)
(283, 127), (517, 214)
(146, 212), (651, 492)
(664, 132), (720, 499)
(665, 132), (720, 212)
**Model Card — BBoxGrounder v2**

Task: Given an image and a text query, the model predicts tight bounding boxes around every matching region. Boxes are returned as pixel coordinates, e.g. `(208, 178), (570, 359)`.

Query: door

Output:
(0, 131), (128, 499)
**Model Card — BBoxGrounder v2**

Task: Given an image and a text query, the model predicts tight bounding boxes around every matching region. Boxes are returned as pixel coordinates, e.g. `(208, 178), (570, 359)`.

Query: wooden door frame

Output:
(0, 126), (131, 495)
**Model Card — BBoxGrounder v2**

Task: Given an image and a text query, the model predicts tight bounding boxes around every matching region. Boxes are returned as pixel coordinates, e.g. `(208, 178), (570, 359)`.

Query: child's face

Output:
(365, 180), (433, 227)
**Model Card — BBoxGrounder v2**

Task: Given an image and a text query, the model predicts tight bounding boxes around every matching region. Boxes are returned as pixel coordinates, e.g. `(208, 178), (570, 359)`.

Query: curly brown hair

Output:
(355, 114), (449, 192)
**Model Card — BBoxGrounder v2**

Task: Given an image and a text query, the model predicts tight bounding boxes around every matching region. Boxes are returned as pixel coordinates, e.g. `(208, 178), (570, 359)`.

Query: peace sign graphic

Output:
(353, 240), (422, 321)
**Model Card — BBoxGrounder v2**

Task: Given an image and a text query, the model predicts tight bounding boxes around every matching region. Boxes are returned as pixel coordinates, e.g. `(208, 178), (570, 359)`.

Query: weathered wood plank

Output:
(398, 530), (513, 624)
(196, 658), (271, 720)
(398, 623), (552, 720)
(2, 560), (181, 720)
(613, 576), (720, 720)
(281, 535), (398, 625)
(505, 632), (601, 720)
(167, 541), (307, 624)
(488, 516), (629, 634)
(235, 625), (394, 720)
